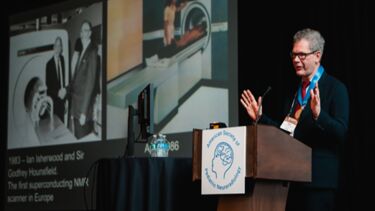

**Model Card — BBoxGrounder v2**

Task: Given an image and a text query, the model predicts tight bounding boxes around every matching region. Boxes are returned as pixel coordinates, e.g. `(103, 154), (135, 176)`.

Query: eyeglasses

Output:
(290, 50), (318, 60)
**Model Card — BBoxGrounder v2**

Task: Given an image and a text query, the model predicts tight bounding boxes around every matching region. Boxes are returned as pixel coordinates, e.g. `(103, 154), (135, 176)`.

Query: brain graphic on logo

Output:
(212, 142), (234, 179)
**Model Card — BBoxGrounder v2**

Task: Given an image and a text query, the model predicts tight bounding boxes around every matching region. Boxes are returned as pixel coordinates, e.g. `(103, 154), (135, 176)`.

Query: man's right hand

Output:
(240, 89), (262, 121)
(79, 114), (86, 126)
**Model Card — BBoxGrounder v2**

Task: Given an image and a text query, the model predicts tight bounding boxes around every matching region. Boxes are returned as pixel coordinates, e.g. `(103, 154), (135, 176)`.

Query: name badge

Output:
(280, 116), (298, 136)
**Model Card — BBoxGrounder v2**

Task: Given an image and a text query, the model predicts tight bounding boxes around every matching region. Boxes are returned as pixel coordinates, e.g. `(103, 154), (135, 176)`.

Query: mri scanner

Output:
(8, 29), (76, 149)
(147, 0), (211, 69)
(107, 0), (218, 138)
(179, 0), (211, 77)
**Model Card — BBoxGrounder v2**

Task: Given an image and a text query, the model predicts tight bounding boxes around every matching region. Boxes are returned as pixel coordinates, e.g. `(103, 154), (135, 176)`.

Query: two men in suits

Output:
(240, 28), (349, 211)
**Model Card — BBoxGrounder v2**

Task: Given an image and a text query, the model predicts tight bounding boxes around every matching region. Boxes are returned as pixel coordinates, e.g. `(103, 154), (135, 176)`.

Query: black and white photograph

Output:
(7, 1), (103, 149)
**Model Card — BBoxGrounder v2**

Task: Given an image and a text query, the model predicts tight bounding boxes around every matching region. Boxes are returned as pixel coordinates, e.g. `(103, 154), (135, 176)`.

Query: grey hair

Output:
(293, 28), (325, 56)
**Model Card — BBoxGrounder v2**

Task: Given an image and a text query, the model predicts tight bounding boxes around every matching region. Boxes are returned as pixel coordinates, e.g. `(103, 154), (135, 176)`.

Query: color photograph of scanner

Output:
(106, 0), (237, 157)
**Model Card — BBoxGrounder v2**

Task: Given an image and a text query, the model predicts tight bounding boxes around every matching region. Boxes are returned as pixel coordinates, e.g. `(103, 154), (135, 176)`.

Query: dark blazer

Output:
(69, 41), (98, 121)
(46, 55), (65, 122)
(262, 71), (349, 188)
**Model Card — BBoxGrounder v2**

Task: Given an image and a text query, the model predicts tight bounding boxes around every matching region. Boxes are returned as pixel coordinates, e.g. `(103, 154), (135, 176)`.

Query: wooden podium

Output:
(192, 125), (311, 211)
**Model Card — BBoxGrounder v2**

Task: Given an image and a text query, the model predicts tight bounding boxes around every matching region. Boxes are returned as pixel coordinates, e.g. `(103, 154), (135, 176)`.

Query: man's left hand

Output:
(310, 83), (321, 120)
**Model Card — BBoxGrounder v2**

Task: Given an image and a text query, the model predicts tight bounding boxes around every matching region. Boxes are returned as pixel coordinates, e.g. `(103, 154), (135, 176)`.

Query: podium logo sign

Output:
(201, 126), (246, 194)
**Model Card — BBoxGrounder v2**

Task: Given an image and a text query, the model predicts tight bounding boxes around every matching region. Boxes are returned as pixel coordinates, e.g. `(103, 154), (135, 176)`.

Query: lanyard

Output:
(297, 66), (324, 106)
(288, 93), (297, 116)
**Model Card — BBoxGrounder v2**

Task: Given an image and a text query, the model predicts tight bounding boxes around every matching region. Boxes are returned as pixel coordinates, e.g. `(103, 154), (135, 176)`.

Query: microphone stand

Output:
(254, 86), (272, 125)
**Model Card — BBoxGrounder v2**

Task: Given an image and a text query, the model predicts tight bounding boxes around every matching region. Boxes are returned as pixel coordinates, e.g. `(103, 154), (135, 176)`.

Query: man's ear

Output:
(315, 51), (322, 63)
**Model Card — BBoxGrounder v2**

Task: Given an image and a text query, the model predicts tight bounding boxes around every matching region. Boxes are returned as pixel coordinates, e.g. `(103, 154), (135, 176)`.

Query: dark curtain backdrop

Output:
(238, 0), (375, 210)
(1, 0), (375, 210)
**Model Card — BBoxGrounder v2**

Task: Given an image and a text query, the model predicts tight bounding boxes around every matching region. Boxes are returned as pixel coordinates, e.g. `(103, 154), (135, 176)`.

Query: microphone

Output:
(255, 86), (272, 124)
